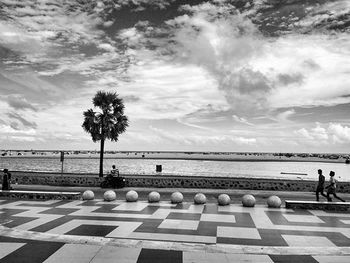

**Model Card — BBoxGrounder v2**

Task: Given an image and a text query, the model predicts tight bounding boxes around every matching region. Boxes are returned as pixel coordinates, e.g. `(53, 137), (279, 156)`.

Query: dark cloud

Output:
(221, 69), (272, 114)
(7, 95), (37, 111)
(7, 112), (37, 129)
(9, 121), (20, 130)
(302, 59), (321, 70)
(277, 73), (304, 85)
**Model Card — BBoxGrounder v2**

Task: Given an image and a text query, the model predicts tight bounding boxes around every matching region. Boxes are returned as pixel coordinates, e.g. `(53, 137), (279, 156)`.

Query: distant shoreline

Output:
(1, 154), (348, 164)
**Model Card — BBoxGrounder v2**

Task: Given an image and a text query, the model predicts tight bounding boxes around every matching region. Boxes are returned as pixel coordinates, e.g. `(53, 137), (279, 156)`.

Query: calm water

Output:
(1, 157), (350, 181)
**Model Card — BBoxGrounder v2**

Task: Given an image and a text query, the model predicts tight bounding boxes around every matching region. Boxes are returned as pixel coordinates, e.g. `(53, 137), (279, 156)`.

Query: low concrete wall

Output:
(4, 171), (350, 193)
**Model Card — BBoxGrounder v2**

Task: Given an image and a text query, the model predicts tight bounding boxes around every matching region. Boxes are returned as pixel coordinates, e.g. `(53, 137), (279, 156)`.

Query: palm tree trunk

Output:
(99, 138), (105, 177)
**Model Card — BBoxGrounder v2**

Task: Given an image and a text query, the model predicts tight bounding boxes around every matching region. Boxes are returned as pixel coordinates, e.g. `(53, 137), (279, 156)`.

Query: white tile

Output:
(149, 209), (170, 219)
(0, 243), (26, 259)
(128, 232), (216, 243)
(282, 235), (336, 247)
(158, 219), (199, 230)
(183, 251), (207, 263)
(283, 214), (324, 223)
(313, 256), (350, 263)
(200, 214), (235, 223)
(148, 202), (176, 207)
(183, 251), (228, 263)
(226, 254), (274, 263)
(174, 205), (204, 214)
(91, 246), (141, 263)
(217, 227), (261, 239)
(56, 200), (86, 208)
(107, 222), (143, 238)
(113, 202), (149, 211)
(43, 244), (101, 263)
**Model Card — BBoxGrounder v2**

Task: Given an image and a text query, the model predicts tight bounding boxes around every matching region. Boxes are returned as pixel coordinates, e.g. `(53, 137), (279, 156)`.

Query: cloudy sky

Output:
(0, 0), (349, 153)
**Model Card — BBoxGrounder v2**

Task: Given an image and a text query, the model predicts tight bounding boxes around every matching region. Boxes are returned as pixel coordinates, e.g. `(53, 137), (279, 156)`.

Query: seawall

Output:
(5, 171), (350, 193)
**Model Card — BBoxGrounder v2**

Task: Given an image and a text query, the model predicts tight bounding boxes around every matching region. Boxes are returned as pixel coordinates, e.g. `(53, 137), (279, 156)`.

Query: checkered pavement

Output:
(1, 199), (350, 262)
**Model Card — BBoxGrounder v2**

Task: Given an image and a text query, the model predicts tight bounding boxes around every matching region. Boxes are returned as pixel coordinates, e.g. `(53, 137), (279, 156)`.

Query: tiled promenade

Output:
(1, 190), (350, 262)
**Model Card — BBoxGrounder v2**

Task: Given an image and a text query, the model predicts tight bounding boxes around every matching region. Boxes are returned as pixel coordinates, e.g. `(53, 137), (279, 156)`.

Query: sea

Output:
(1, 157), (350, 182)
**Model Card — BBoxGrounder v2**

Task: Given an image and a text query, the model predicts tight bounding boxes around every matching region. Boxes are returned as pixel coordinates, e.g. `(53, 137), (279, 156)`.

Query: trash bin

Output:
(156, 165), (162, 172)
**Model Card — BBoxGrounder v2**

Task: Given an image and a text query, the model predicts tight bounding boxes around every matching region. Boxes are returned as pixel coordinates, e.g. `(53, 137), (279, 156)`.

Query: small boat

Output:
(281, 172), (308, 176)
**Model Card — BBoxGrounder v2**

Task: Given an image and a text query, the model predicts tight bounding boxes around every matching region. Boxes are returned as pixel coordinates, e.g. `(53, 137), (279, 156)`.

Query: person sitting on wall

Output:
(110, 165), (119, 177)
(2, 169), (12, 190)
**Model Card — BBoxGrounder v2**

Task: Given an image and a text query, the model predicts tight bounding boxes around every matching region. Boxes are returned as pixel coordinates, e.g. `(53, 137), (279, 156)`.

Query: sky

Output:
(0, 0), (349, 153)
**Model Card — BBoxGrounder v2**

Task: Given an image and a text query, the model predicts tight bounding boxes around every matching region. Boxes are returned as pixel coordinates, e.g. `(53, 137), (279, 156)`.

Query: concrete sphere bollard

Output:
(218, 194), (231, 206)
(82, 190), (94, 200)
(194, 193), (207, 204)
(126, 190), (138, 202)
(242, 194), (256, 207)
(171, 192), (183, 204)
(267, 195), (282, 208)
(104, 190), (116, 202)
(148, 191), (160, 203)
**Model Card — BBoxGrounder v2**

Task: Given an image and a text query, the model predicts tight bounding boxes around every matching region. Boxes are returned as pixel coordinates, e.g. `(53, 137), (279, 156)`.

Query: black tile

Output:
(134, 219), (163, 233)
(137, 248), (182, 263)
(171, 203), (191, 210)
(80, 201), (101, 206)
(167, 212), (201, 220)
(4, 217), (37, 229)
(65, 224), (118, 237)
(269, 255), (318, 263)
(39, 207), (79, 215)
(197, 222), (221, 236)
(31, 216), (75, 232)
(217, 229), (288, 246)
(233, 212), (256, 228)
(0, 241), (63, 263)
(203, 204), (218, 214)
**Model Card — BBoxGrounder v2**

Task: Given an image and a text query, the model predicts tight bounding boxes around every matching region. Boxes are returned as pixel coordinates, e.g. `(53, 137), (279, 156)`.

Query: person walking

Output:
(2, 169), (11, 190)
(326, 171), (346, 202)
(316, 169), (327, 201)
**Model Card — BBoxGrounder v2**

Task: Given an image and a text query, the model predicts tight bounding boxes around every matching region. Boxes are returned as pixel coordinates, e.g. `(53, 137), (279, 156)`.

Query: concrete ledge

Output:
(285, 200), (350, 211)
(0, 190), (81, 200)
(4, 171), (350, 193)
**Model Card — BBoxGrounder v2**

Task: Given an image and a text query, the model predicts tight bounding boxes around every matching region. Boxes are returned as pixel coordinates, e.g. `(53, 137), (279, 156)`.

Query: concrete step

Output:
(285, 200), (350, 211)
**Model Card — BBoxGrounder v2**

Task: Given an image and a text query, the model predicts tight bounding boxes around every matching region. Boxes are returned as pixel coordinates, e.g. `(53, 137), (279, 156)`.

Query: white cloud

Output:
(294, 123), (350, 145)
(295, 128), (313, 140)
(160, 2), (350, 116)
(119, 60), (226, 120)
(329, 123), (350, 143)
(275, 109), (295, 123)
(148, 126), (256, 146)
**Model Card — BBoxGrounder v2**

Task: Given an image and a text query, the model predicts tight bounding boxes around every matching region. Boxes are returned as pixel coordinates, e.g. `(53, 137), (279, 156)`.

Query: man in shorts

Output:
(316, 169), (327, 201)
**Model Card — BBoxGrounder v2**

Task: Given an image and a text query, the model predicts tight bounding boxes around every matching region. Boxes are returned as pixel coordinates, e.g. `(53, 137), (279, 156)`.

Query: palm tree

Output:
(82, 91), (129, 177)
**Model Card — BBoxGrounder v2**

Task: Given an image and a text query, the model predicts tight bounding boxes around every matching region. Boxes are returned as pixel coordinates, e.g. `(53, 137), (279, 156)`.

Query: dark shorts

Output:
(316, 186), (324, 192)
(327, 187), (336, 194)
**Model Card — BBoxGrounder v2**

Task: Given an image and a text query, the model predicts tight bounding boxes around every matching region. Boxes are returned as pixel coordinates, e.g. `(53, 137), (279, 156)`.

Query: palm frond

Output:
(83, 90), (129, 143)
